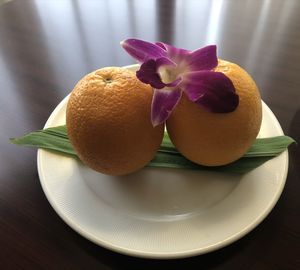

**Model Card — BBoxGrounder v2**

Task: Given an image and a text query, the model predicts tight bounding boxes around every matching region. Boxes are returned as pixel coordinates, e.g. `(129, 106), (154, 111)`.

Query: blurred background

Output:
(1, 0), (299, 134)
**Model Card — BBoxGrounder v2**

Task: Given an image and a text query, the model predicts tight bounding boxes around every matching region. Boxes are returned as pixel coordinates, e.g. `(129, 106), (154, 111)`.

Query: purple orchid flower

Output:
(121, 38), (239, 127)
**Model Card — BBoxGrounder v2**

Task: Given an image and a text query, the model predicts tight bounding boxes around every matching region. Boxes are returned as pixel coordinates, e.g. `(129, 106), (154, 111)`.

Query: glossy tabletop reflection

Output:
(0, 0), (299, 269)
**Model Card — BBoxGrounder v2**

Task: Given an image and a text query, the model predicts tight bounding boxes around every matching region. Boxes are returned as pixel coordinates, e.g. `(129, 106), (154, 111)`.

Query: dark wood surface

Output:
(1, 0), (299, 269)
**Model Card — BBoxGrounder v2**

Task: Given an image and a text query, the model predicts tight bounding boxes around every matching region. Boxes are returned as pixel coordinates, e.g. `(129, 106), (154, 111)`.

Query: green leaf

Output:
(159, 133), (296, 158)
(149, 152), (275, 174)
(244, 136), (295, 157)
(10, 125), (295, 174)
(10, 126), (76, 157)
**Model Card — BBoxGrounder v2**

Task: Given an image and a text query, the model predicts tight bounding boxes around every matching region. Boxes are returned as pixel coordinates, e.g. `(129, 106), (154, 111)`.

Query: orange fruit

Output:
(66, 67), (164, 175)
(166, 59), (262, 166)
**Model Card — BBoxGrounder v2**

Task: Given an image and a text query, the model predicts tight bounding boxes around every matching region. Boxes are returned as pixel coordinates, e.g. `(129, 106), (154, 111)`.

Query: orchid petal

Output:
(156, 42), (190, 62)
(183, 71), (239, 112)
(121, 39), (166, 62)
(151, 88), (182, 126)
(184, 45), (218, 71)
(136, 58), (182, 89)
(155, 42), (167, 50)
(155, 43), (217, 71)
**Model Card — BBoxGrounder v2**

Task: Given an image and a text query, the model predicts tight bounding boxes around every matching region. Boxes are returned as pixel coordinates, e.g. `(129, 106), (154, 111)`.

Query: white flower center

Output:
(158, 66), (180, 84)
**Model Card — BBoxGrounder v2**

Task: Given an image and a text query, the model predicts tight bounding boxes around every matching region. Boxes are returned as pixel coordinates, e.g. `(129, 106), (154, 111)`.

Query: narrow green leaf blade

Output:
(42, 125), (69, 139)
(244, 136), (295, 157)
(10, 127), (77, 157)
(10, 125), (295, 174)
(148, 152), (275, 174)
(160, 133), (295, 156)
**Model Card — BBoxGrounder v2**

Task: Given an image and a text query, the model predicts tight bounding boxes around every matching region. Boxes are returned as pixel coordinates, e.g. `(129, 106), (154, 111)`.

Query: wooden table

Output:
(1, 0), (299, 269)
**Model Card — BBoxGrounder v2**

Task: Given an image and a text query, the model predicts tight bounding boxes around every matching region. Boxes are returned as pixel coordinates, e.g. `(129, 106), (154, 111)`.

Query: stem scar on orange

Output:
(166, 60), (262, 166)
(66, 67), (164, 175)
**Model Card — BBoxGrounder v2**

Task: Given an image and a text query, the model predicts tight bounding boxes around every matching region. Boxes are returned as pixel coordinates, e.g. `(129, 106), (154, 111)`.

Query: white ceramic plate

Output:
(37, 65), (288, 259)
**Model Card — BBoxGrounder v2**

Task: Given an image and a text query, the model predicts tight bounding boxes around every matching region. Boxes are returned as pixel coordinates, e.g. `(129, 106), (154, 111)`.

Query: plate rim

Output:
(37, 64), (289, 259)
